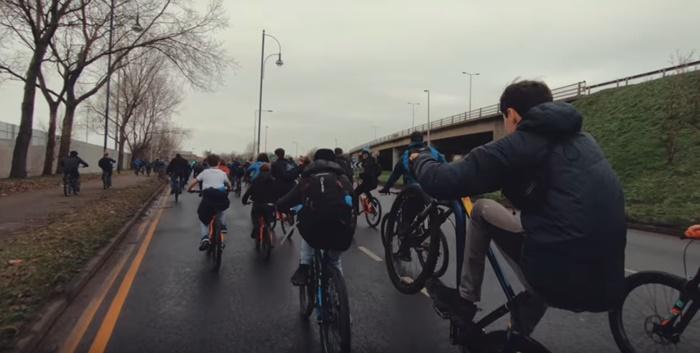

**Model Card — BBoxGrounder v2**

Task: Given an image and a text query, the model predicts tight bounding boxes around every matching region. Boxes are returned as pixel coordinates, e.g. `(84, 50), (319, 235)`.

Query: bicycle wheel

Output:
(320, 265), (351, 353)
(210, 220), (223, 272)
(609, 271), (700, 353)
(464, 330), (551, 353)
(259, 223), (272, 261)
(417, 228), (449, 278)
(384, 186), (439, 294)
(299, 280), (315, 318)
(281, 212), (295, 239)
(364, 196), (382, 228)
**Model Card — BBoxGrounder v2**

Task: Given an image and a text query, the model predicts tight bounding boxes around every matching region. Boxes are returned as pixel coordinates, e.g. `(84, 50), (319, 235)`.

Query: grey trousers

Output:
(459, 199), (547, 334)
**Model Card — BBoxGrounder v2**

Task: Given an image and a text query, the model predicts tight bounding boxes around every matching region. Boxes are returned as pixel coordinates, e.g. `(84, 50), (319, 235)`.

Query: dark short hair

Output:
(274, 148), (285, 158)
(410, 131), (423, 143)
(499, 80), (553, 117)
(334, 147), (343, 155)
(206, 154), (220, 167)
(256, 153), (270, 163)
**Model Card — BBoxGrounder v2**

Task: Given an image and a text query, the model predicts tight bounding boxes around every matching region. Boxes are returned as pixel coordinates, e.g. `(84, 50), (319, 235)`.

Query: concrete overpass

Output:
(350, 82), (587, 170)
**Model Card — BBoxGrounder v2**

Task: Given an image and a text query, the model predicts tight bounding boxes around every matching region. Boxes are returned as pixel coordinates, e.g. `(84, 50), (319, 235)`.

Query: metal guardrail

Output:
(353, 81), (586, 151)
(353, 60), (700, 152)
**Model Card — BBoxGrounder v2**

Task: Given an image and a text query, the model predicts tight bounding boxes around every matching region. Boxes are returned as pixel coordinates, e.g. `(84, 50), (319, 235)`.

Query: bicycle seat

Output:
(685, 227), (700, 239)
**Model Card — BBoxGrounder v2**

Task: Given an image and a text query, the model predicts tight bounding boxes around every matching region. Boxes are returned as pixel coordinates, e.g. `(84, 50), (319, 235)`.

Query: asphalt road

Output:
(37, 190), (700, 353)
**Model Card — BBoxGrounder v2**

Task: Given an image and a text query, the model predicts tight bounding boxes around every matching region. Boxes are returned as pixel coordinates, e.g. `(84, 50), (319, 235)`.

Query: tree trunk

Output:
(9, 44), (49, 178)
(117, 127), (126, 171)
(56, 103), (77, 174)
(41, 102), (60, 175)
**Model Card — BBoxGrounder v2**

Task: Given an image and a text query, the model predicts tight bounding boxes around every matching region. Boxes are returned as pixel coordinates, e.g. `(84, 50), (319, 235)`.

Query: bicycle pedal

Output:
(449, 319), (479, 346)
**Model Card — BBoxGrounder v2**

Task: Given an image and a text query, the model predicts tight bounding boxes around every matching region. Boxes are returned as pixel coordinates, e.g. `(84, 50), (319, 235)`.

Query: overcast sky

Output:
(1, 0), (699, 156)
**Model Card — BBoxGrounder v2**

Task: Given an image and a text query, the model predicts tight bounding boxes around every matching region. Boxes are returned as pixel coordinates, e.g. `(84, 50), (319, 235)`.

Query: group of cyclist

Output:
(172, 79), (700, 349)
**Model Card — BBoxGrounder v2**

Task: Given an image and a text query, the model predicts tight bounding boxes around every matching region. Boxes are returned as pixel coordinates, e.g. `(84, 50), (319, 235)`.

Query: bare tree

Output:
(0, 0), (85, 178)
(51, 0), (229, 173)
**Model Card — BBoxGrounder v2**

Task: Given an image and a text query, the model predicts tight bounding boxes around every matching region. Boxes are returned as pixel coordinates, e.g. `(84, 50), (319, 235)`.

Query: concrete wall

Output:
(0, 121), (129, 178)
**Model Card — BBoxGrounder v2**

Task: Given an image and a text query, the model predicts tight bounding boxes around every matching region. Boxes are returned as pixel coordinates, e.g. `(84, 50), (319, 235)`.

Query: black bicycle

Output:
(299, 249), (351, 353)
(383, 184), (451, 293)
(608, 231), (700, 353)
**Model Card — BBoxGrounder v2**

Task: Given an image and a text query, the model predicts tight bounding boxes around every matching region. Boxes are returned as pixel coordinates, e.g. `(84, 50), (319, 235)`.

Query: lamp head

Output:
(275, 54), (283, 66)
(132, 14), (144, 32)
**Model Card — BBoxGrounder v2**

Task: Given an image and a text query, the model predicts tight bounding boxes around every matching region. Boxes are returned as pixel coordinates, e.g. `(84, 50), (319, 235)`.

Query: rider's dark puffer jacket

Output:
(413, 101), (626, 312)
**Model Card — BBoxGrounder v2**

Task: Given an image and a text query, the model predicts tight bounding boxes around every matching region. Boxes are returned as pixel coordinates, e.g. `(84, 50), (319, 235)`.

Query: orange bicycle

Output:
(358, 193), (382, 228)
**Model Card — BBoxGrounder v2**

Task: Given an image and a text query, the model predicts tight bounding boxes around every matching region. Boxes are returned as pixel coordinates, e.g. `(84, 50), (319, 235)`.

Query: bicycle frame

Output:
(657, 267), (700, 340)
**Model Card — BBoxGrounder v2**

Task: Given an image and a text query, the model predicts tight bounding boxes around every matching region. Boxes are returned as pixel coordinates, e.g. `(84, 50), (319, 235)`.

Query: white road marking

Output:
(625, 268), (638, 274)
(399, 276), (430, 298)
(420, 288), (430, 298)
(358, 246), (383, 262)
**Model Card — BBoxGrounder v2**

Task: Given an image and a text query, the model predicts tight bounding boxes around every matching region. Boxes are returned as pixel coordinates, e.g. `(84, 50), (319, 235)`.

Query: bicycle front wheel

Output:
(258, 224), (272, 261)
(609, 271), (700, 353)
(320, 265), (351, 353)
(210, 221), (222, 272)
(364, 196), (382, 228)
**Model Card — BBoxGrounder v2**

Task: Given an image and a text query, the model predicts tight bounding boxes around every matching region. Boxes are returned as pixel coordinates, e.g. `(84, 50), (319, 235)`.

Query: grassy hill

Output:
(574, 71), (700, 227)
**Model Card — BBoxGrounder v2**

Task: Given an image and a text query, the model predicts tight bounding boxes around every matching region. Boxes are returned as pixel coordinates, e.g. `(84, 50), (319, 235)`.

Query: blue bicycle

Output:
(298, 249), (351, 353)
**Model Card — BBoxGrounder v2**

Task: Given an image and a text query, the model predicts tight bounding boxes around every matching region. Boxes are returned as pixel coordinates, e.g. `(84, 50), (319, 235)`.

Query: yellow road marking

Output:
(399, 276), (430, 298)
(87, 198), (166, 353)
(58, 220), (150, 353)
(357, 246), (383, 262)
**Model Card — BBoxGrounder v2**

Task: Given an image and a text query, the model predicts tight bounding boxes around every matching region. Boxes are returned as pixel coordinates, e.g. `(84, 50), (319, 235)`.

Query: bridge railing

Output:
(355, 81), (587, 150)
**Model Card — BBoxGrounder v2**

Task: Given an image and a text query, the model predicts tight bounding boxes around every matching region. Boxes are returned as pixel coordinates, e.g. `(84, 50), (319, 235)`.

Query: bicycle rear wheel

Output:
(210, 219), (223, 272)
(417, 228), (449, 278)
(364, 196), (382, 228)
(258, 223), (272, 261)
(320, 265), (351, 353)
(609, 271), (700, 353)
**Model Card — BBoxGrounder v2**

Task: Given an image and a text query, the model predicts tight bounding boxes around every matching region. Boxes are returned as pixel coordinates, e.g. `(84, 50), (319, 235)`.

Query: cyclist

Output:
(166, 153), (190, 194)
(241, 162), (277, 239)
(379, 131), (445, 237)
(271, 148), (299, 200)
(98, 153), (117, 188)
(277, 148), (355, 285)
(60, 151), (89, 193)
(247, 153), (270, 182)
(186, 154), (232, 250)
(410, 80), (626, 335)
(353, 148), (381, 215)
(334, 147), (354, 183)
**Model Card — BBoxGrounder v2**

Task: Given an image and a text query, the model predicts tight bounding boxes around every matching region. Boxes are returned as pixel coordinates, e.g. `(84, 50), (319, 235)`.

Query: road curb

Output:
(11, 182), (166, 353)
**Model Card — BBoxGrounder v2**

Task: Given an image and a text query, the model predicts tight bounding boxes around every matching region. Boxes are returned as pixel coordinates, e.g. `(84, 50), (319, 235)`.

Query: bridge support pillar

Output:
(392, 147), (401, 169)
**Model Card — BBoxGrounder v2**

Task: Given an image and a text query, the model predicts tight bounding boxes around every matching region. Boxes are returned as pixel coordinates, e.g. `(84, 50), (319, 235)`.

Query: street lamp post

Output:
(103, 1), (144, 153)
(257, 29), (284, 155)
(253, 109), (272, 154)
(293, 141), (299, 157)
(407, 102), (420, 131)
(264, 125), (269, 153)
(462, 72), (480, 115)
(423, 89), (431, 144)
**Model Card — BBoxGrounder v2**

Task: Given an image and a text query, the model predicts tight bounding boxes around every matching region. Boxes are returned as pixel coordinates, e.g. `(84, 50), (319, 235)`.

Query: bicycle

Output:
(271, 208), (296, 239)
(358, 192), (382, 228)
(170, 174), (185, 203)
(298, 248), (351, 353)
(189, 189), (225, 272)
(608, 228), (700, 353)
(252, 203), (275, 261)
(383, 184), (451, 293)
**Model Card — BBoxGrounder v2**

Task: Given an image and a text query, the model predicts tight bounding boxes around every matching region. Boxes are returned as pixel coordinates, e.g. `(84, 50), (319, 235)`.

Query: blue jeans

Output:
(300, 239), (342, 272)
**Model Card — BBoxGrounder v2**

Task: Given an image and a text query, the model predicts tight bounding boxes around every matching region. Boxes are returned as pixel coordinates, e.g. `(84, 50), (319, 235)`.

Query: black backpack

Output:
(298, 170), (356, 251)
(281, 159), (300, 182)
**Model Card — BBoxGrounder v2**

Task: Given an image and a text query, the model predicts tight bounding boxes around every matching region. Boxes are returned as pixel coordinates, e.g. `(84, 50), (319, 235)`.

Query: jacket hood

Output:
(303, 160), (345, 176)
(518, 102), (582, 138)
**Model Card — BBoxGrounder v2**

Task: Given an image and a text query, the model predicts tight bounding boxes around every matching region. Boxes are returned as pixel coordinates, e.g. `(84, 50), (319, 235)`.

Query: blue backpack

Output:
(247, 162), (263, 181)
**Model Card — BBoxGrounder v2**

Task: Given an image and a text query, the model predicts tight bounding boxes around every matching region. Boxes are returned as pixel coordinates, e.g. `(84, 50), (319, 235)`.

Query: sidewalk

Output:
(0, 174), (154, 238)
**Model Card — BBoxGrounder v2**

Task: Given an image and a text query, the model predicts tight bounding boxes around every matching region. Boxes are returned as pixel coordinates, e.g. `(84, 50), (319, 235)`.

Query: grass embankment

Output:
(574, 71), (700, 227)
(0, 174), (101, 196)
(0, 178), (162, 350)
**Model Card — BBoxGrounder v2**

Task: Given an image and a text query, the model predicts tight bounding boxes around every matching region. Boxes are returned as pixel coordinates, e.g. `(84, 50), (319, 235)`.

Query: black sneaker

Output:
(199, 236), (210, 251)
(291, 264), (311, 286)
(424, 278), (477, 323)
(221, 225), (228, 234)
